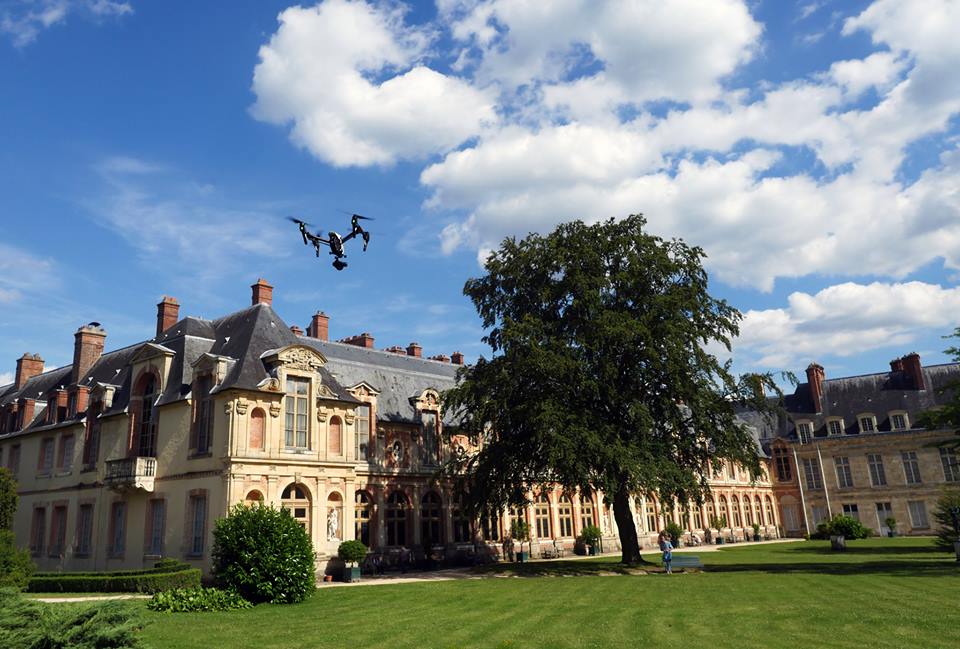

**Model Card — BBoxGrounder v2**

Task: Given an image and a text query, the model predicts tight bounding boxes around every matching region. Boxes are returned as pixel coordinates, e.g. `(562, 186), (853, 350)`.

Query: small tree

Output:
(664, 522), (684, 547)
(510, 519), (531, 555)
(0, 469), (16, 530)
(825, 514), (871, 540)
(709, 514), (727, 530)
(337, 540), (368, 566)
(934, 488), (960, 551)
(580, 525), (602, 548)
(212, 503), (315, 604)
(0, 468), (32, 590)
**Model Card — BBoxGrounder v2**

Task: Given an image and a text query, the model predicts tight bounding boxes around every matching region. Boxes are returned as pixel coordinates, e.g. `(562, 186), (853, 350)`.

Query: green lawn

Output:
(137, 538), (959, 649)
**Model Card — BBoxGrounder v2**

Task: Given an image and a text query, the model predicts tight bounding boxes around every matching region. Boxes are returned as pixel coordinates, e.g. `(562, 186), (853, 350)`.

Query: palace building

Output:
(0, 279), (954, 575)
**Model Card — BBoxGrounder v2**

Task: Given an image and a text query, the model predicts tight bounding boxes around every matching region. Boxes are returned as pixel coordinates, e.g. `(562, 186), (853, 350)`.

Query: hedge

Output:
(27, 567), (200, 594)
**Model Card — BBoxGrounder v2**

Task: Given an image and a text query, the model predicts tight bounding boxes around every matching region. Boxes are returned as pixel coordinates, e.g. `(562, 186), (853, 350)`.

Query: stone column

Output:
(375, 485), (386, 548)
(344, 478), (356, 542)
(411, 484), (422, 546)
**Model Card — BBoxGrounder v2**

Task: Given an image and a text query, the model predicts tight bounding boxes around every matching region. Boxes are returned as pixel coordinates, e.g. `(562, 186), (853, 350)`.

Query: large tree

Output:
(918, 327), (960, 449)
(442, 215), (780, 564)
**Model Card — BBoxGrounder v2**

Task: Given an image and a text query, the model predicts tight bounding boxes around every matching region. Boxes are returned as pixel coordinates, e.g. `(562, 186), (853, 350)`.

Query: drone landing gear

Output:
(332, 259), (348, 271)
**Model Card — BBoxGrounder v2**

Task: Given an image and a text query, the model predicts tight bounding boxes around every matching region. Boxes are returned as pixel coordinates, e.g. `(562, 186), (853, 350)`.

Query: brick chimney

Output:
(290, 325), (304, 336)
(805, 362), (825, 413)
(156, 296), (180, 337)
(890, 357), (904, 373)
(251, 278), (273, 306)
(342, 333), (375, 348)
(17, 398), (35, 429)
(72, 324), (106, 384)
(406, 342), (422, 358)
(429, 354), (451, 363)
(307, 312), (329, 341)
(901, 352), (925, 390)
(15, 353), (44, 390)
(451, 351), (465, 365)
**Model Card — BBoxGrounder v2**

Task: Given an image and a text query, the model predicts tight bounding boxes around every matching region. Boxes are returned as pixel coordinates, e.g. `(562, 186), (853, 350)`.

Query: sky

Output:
(1, 0), (959, 388)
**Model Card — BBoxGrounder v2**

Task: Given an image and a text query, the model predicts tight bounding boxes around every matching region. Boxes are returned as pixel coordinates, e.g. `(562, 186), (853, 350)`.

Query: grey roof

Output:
(300, 338), (459, 424)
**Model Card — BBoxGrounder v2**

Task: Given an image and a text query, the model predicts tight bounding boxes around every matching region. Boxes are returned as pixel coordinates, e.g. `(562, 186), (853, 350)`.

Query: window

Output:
(421, 411), (438, 465)
(7, 444), (19, 476)
(453, 497), (471, 543)
(756, 496), (765, 525)
(875, 502), (893, 531)
(37, 437), (54, 474)
(83, 404), (100, 467)
(765, 497), (775, 526)
(802, 458), (823, 489)
(731, 497), (742, 527)
(76, 504), (93, 556)
(834, 456), (854, 489)
(57, 434), (74, 471)
(842, 503), (859, 521)
(420, 492), (442, 545)
(865, 454), (887, 486)
(693, 505), (703, 529)
(645, 502), (657, 532)
(718, 497), (728, 528)
(193, 375), (215, 454)
(355, 491), (371, 546)
(558, 496), (574, 537)
(284, 377), (309, 449)
(147, 499), (166, 556)
(902, 451), (922, 484)
(797, 422), (813, 444)
(355, 404), (369, 461)
(49, 505), (67, 556)
(282, 484), (311, 536)
(727, 462), (737, 480)
(481, 510), (501, 541)
(811, 505), (829, 524)
(386, 491), (407, 546)
(858, 415), (876, 434)
(828, 419), (844, 436)
(138, 375), (158, 457)
(328, 416), (342, 456)
(580, 496), (596, 532)
(249, 408), (265, 450)
(535, 494), (551, 538)
(773, 447), (792, 481)
(30, 508), (46, 556)
(188, 494), (207, 556)
(109, 502), (127, 557)
(891, 413), (908, 431)
(940, 447), (960, 483)
(908, 501), (929, 528)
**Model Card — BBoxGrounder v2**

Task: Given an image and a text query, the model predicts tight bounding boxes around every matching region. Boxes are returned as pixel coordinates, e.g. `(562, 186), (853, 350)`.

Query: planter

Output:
(589, 545), (600, 556)
(830, 535), (847, 551)
(887, 531), (895, 538)
(716, 537), (725, 545)
(753, 534), (761, 542)
(516, 551), (529, 563)
(345, 566), (361, 583)
(323, 575), (333, 583)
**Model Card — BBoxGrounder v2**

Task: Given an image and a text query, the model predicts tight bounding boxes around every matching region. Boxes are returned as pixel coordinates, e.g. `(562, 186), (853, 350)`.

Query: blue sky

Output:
(1, 0), (959, 387)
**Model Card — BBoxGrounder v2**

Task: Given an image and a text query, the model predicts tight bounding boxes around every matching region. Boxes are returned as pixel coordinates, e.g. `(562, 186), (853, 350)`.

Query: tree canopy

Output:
(919, 327), (960, 449)
(442, 215), (780, 563)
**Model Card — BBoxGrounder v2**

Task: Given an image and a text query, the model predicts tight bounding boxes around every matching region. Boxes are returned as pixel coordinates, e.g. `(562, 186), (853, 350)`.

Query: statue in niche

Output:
(327, 508), (339, 540)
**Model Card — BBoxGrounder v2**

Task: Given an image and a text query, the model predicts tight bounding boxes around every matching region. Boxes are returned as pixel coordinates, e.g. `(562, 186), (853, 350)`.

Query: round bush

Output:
(337, 540), (367, 565)
(580, 525), (602, 546)
(212, 503), (315, 604)
(825, 514), (871, 540)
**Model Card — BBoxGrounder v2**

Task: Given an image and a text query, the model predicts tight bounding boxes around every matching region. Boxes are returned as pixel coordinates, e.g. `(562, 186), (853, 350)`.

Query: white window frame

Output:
(857, 413), (877, 434)
(907, 501), (929, 528)
(901, 451), (922, 485)
(826, 418), (844, 436)
(796, 420), (813, 444)
(889, 411), (909, 431)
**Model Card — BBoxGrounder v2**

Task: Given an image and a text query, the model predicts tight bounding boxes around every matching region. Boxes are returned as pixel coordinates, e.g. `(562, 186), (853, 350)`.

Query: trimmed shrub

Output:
(580, 525), (602, 547)
(148, 587), (252, 613)
(0, 530), (33, 591)
(337, 540), (368, 565)
(826, 514), (872, 540)
(212, 503), (315, 604)
(27, 568), (200, 594)
(0, 587), (143, 649)
(934, 488), (960, 551)
(664, 522), (684, 547)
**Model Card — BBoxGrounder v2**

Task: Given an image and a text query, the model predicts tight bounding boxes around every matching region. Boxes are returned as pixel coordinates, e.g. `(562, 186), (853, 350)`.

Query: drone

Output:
(288, 213), (373, 270)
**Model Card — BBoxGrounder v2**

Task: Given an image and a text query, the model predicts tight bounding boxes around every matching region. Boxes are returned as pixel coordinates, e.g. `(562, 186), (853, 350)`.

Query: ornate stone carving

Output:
(316, 409), (328, 423)
(224, 403), (233, 414)
(235, 398), (248, 415)
(316, 383), (335, 399)
(278, 346), (325, 372)
(344, 412), (355, 425)
(269, 403), (282, 418)
(257, 377), (281, 392)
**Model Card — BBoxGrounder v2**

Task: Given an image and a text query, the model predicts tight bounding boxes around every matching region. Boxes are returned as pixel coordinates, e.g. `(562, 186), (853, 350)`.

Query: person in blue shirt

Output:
(658, 531), (674, 574)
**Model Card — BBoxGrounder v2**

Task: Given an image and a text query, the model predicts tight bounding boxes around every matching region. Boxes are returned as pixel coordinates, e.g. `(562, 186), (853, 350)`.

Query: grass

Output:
(128, 538), (959, 648)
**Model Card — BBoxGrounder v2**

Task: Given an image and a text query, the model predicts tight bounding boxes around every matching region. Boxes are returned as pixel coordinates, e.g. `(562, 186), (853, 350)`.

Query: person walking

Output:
(658, 532), (674, 574)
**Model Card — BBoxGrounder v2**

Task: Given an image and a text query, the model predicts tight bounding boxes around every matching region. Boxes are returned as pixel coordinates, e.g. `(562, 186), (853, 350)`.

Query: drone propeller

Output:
(286, 216), (314, 227)
(352, 214), (374, 221)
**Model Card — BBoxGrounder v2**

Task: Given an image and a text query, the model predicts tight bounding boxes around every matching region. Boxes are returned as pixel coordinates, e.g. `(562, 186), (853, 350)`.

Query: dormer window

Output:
(890, 412), (909, 431)
(137, 375), (158, 457)
(857, 414), (877, 434)
(421, 411), (438, 465)
(192, 375), (214, 455)
(83, 400), (101, 468)
(827, 418), (844, 436)
(284, 376), (309, 449)
(796, 421), (813, 444)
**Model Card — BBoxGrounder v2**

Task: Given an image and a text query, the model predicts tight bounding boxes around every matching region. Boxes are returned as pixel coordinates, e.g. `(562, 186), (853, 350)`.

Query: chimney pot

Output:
(290, 325), (304, 336)
(342, 333), (375, 348)
(890, 358), (904, 373)
(251, 278), (274, 306)
(901, 352), (925, 390)
(451, 351), (465, 365)
(385, 345), (406, 355)
(156, 295), (180, 337)
(72, 324), (106, 385)
(429, 354), (451, 363)
(805, 362), (825, 413)
(14, 353), (45, 390)
(406, 342), (422, 358)
(307, 311), (329, 341)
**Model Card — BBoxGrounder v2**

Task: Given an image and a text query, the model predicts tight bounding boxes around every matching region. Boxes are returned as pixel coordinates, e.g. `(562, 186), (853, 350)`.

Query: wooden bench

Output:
(668, 555), (704, 570)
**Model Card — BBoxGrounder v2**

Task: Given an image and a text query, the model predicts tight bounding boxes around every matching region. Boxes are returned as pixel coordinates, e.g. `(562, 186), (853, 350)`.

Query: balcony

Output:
(105, 457), (157, 492)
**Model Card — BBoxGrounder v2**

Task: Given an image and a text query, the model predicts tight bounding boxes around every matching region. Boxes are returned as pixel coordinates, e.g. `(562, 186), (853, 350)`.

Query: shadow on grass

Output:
(704, 560), (958, 576)
(472, 559), (650, 578)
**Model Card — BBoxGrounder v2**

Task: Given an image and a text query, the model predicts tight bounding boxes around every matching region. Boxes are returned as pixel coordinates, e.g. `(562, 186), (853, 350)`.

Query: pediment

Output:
(260, 345), (327, 372)
(130, 343), (175, 364)
(349, 381), (381, 398)
(410, 388), (441, 410)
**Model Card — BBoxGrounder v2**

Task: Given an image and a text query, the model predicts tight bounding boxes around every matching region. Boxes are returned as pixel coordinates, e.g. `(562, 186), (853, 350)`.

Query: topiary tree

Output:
(212, 503), (315, 604)
(0, 468), (32, 591)
(825, 514), (871, 540)
(510, 519), (530, 555)
(337, 540), (367, 566)
(934, 488), (960, 551)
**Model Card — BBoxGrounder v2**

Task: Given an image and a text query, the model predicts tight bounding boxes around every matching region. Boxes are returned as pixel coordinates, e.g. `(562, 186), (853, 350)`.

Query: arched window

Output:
(743, 497), (753, 526)
(249, 408), (265, 450)
(558, 495), (574, 537)
(137, 374), (157, 457)
(756, 496), (765, 525)
(718, 496), (728, 528)
(534, 494), (551, 539)
(645, 503), (657, 533)
(481, 509), (501, 541)
(355, 491), (372, 547)
(328, 416), (342, 456)
(386, 491), (408, 546)
(732, 496), (742, 527)
(765, 495), (775, 526)
(453, 495), (471, 543)
(681, 505), (692, 531)
(693, 503), (703, 530)
(420, 491), (442, 545)
(579, 495), (595, 532)
(245, 490), (264, 506)
(282, 483), (311, 538)
(706, 500), (715, 527)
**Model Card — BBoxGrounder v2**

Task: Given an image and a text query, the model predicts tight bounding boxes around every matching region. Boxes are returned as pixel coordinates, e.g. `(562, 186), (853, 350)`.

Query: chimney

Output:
(17, 398), (35, 429)
(251, 278), (273, 306)
(451, 351), (465, 365)
(307, 312), (329, 341)
(73, 385), (90, 416)
(406, 342), (422, 358)
(429, 354), (451, 363)
(156, 296), (180, 337)
(14, 353), (44, 390)
(72, 324), (106, 385)
(805, 363), (825, 413)
(901, 352), (925, 390)
(342, 333), (375, 349)
(290, 325), (304, 337)
(385, 345), (406, 355)
(890, 357), (904, 373)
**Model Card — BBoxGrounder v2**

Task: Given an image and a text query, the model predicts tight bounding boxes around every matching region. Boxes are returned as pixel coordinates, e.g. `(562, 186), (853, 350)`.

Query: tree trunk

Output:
(612, 482), (647, 564)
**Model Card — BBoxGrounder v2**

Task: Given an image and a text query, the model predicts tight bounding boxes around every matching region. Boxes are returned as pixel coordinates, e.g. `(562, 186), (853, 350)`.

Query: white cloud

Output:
(251, 0), (496, 167)
(0, 243), (57, 301)
(733, 282), (960, 368)
(1, 0), (131, 47)
(0, 372), (13, 386)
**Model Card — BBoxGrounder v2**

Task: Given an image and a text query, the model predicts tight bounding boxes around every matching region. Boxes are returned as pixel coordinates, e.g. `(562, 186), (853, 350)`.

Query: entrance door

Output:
(875, 502), (893, 535)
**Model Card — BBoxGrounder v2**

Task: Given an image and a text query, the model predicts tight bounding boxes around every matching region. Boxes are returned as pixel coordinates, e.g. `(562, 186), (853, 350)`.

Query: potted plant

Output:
(581, 525), (602, 556)
(664, 522), (684, 549)
(752, 522), (761, 542)
(337, 540), (368, 582)
(709, 515), (727, 544)
(884, 516), (897, 538)
(511, 519), (531, 562)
